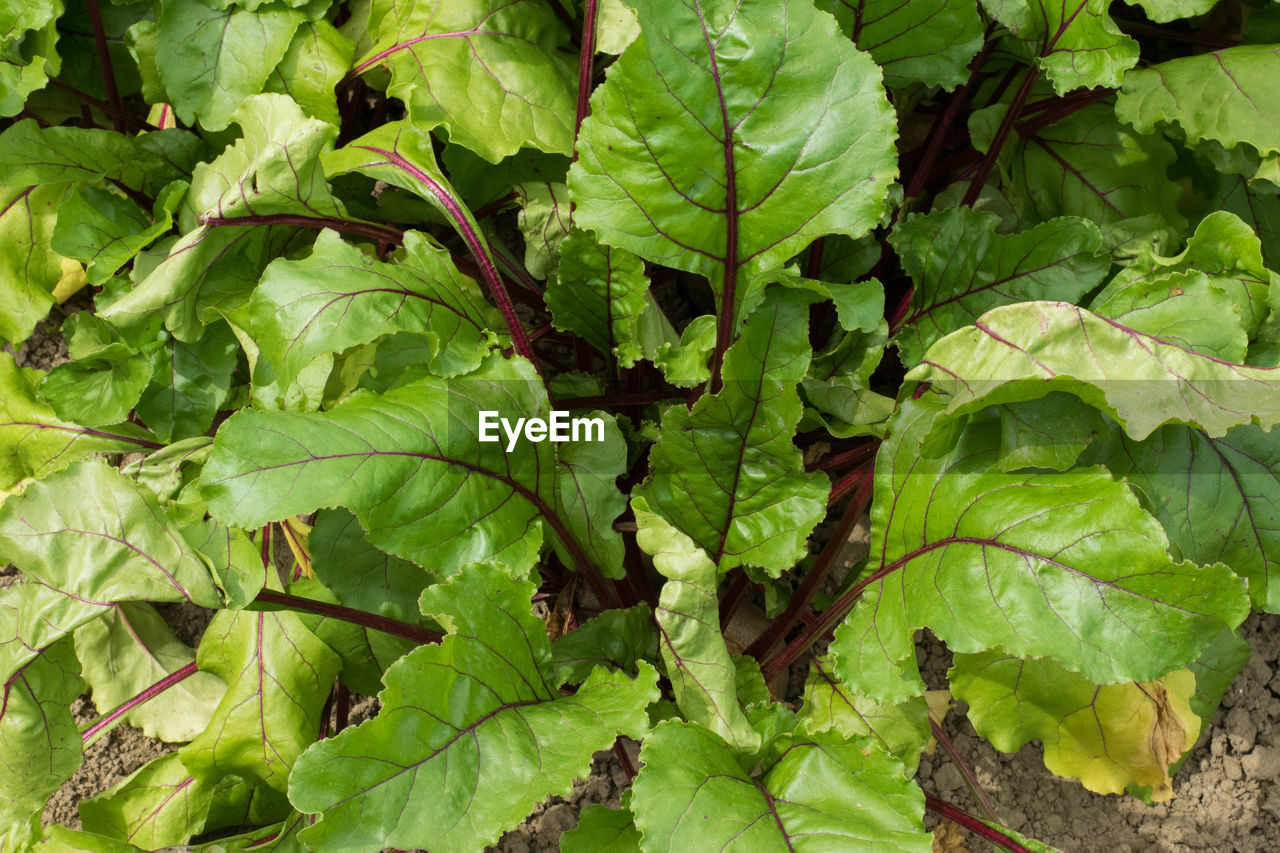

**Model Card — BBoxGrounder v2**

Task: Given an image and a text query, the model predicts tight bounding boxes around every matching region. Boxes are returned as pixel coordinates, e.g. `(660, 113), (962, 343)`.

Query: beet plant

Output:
(1, 0), (1278, 849)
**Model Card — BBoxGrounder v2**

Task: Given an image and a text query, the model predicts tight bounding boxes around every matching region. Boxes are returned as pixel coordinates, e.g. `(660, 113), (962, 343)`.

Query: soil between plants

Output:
(10, 306), (1280, 851)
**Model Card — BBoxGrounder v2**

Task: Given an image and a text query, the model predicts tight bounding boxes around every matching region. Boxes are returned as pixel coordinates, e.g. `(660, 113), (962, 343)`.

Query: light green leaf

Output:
(570, 0), (897, 325)
(516, 181), (571, 280)
(1121, 0), (1216, 23)
(265, 20), (355, 126)
(831, 396), (1250, 705)
(248, 229), (498, 387)
(818, 0), (984, 89)
(121, 437), (213, 504)
(0, 0), (61, 119)
(79, 753), (216, 848)
(1217, 174), (1280, 274)
(654, 314), (716, 388)
(353, 0), (575, 162)
(155, 0), (304, 130)
(890, 208), (1108, 368)
(1090, 270), (1247, 361)
(546, 228), (654, 369)
(636, 288), (828, 573)
(635, 496), (760, 752)
(51, 184), (185, 286)
(40, 349), (153, 428)
(0, 639), (82, 850)
(994, 393), (1106, 472)
(179, 606), (341, 793)
(630, 720), (931, 853)
(73, 602), (226, 743)
(136, 320), (240, 443)
(0, 121), (185, 194)
(0, 183), (65, 346)
(288, 565), (658, 853)
(978, 0), (1138, 93)
(596, 0), (641, 54)
(909, 301), (1280, 440)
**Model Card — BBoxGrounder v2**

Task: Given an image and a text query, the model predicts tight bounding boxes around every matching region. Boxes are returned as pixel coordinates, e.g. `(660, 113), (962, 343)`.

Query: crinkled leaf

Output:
(121, 437), (213, 504)
(561, 802), (643, 853)
(353, 0), (575, 162)
(797, 657), (929, 775)
(831, 396), (1250, 706)
(179, 606), (341, 793)
(570, 0), (897, 321)
(818, 0), (984, 89)
(0, 183), (65, 346)
(546, 228), (653, 368)
(310, 507), (432, 624)
(910, 301), (1280, 440)
(631, 720), (931, 853)
(135, 320), (240, 443)
(0, 638), (82, 850)
(654, 314), (716, 388)
(248, 228), (498, 386)
(1090, 270), (1247, 361)
(552, 412), (629, 578)
(0, 121), (187, 195)
(265, 20), (354, 126)
(288, 565), (658, 853)
(890, 208), (1108, 368)
(155, 0), (304, 131)
(636, 288), (828, 573)
(0, 352), (157, 490)
(550, 604), (658, 685)
(635, 497), (759, 752)
(101, 94), (341, 341)
(1117, 45), (1280, 171)
(0, 0), (60, 119)
(516, 181), (571, 280)
(79, 753), (216, 848)
(978, 0), (1137, 93)
(951, 651), (1199, 801)
(73, 602), (225, 743)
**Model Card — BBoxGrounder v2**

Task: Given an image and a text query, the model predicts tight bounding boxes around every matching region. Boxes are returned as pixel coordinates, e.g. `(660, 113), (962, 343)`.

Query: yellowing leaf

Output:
(51, 257), (86, 303)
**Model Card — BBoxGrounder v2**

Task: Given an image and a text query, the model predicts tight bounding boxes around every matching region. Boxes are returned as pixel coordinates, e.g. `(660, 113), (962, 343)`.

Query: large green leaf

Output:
(73, 602), (226, 743)
(890, 208), (1107, 368)
(1089, 271), (1248, 361)
(353, 0), (576, 162)
(570, 0), (896, 327)
(545, 228), (652, 368)
(204, 355), (622, 576)
(50, 184), (184, 287)
(0, 183), (64, 346)
(0, 121), (190, 195)
(830, 396), (1250, 705)
(0, 639), (83, 851)
(635, 497), (759, 752)
(248, 228), (499, 387)
(909, 301), (1280, 440)
(179, 607), (341, 793)
(818, 0), (984, 89)
(154, 0), (304, 131)
(630, 720), (931, 852)
(79, 753), (217, 849)
(1117, 45), (1280, 170)
(978, 0), (1137, 93)
(636, 288), (827, 573)
(288, 565), (658, 853)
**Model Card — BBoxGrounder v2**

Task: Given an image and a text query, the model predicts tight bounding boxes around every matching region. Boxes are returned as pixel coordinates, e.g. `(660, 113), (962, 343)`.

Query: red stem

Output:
(717, 569), (753, 631)
(83, 0), (124, 134)
(924, 793), (1034, 853)
(200, 213), (405, 246)
(903, 38), (995, 202)
(930, 717), (1000, 822)
(961, 66), (1040, 207)
(253, 589), (443, 645)
(81, 661), (198, 745)
(574, 0), (599, 155)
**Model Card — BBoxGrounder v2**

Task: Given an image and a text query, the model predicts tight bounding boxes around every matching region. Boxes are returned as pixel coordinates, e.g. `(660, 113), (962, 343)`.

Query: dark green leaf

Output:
(818, 0), (984, 89)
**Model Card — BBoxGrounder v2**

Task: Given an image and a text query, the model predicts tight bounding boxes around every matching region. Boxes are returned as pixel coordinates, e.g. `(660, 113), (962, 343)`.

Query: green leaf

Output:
(978, 0), (1138, 93)
(79, 753), (216, 848)
(73, 602), (226, 743)
(101, 94), (342, 341)
(1117, 45), (1280, 169)
(248, 228), (498, 387)
(0, 638), (83, 850)
(830, 396), (1250, 705)
(797, 657), (929, 774)
(40, 349), (153, 428)
(0, 121), (186, 194)
(1089, 270), (1247, 361)
(994, 393), (1106, 472)
(1217, 174), (1280, 273)
(50, 184), (184, 286)
(0, 352), (157, 490)
(890, 208), (1108, 368)
(0, 183), (65, 346)
(288, 565), (658, 853)
(951, 651), (1200, 801)
(550, 604), (658, 685)
(353, 0), (576, 162)
(636, 288), (828, 573)
(136, 320), (240, 443)
(1120, 0), (1216, 23)
(570, 0), (897, 323)
(179, 606), (341, 793)
(654, 314), (716, 388)
(155, 0), (304, 131)
(818, 0), (985, 89)
(310, 507), (433, 625)
(630, 720), (931, 853)
(265, 20), (355, 126)
(515, 181), (571, 280)
(909, 301), (1280, 440)
(0, 460), (225, 610)
(561, 802), (643, 853)
(635, 497), (759, 752)
(0, 0), (60, 119)
(546, 228), (652, 368)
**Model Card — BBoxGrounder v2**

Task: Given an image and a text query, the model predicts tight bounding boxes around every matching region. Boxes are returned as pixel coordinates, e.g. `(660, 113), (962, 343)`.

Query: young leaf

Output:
(635, 497), (760, 752)
(831, 396), (1250, 705)
(910, 301), (1280, 440)
(515, 181), (571, 280)
(265, 20), (354, 126)
(890, 208), (1108, 367)
(950, 651), (1199, 801)
(546, 229), (652, 368)
(550, 604), (658, 685)
(630, 720), (931, 852)
(50, 184), (185, 286)
(570, 0), (897, 348)
(352, 0), (576, 162)
(79, 753), (217, 849)
(978, 0), (1137, 93)
(561, 802), (643, 853)
(40, 349), (153, 428)
(73, 602), (226, 743)
(288, 565), (659, 853)
(636, 288), (827, 574)
(818, 0), (985, 90)
(178, 607), (341, 793)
